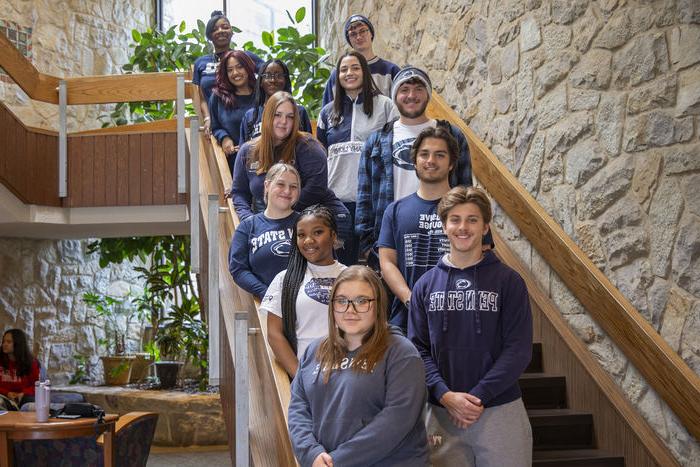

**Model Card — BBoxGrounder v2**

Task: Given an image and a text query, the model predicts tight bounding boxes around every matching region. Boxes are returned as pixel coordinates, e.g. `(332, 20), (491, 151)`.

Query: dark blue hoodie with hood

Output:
(408, 250), (532, 408)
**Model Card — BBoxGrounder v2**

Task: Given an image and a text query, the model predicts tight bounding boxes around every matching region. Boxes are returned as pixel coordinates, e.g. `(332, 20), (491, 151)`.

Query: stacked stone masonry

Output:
(320, 0), (699, 465)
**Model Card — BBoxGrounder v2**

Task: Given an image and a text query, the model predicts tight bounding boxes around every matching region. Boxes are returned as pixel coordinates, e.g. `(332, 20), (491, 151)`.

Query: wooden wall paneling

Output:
(5, 110), (21, 199)
(15, 125), (29, 202)
(25, 130), (38, 203)
(116, 135), (129, 206)
(93, 135), (106, 206)
(139, 133), (153, 205)
(65, 137), (80, 207)
(128, 134), (141, 205)
(104, 135), (118, 206)
(80, 136), (95, 207)
(0, 106), (9, 179)
(151, 133), (165, 205)
(43, 133), (60, 207)
(163, 133), (177, 204)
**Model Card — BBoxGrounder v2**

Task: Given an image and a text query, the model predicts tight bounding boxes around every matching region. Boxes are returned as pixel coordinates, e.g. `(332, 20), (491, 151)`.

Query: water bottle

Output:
(44, 379), (51, 419)
(34, 381), (41, 413)
(36, 381), (49, 422)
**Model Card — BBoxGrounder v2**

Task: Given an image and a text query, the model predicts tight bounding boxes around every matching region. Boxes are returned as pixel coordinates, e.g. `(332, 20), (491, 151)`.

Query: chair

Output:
(12, 412), (158, 467)
(98, 412), (159, 467)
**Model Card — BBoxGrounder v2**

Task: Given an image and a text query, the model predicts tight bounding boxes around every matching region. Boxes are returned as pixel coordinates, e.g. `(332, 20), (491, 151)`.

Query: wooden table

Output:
(0, 412), (118, 467)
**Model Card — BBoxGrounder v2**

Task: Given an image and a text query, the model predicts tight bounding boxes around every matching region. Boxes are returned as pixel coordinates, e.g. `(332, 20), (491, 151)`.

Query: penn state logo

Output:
(271, 240), (291, 257)
(204, 62), (218, 75)
(456, 279), (471, 290)
(305, 277), (336, 304)
(392, 139), (416, 170)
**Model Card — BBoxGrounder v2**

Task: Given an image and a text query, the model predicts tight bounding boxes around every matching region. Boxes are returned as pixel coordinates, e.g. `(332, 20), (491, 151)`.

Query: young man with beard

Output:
(322, 14), (400, 106)
(377, 127), (456, 332)
(408, 186), (533, 467)
(356, 66), (473, 268)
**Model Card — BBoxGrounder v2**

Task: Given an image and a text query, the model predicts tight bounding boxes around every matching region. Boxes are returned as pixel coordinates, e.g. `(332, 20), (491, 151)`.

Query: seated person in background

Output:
(240, 59), (312, 143)
(321, 14), (400, 107)
(229, 163), (301, 300)
(317, 51), (398, 265)
(378, 127), (456, 333)
(288, 266), (428, 467)
(232, 91), (353, 258)
(0, 329), (40, 409)
(356, 65), (475, 269)
(209, 50), (258, 174)
(262, 206), (346, 378)
(193, 10), (263, 136)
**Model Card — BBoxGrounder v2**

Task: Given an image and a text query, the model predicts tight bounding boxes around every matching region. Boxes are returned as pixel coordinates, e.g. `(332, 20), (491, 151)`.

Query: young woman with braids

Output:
(239, 59), (312, 143)
(287, 266), (428, 467)
(209, 50), (258, 173)
(0, 329), (40, 408)
(261, 206), (346, 378)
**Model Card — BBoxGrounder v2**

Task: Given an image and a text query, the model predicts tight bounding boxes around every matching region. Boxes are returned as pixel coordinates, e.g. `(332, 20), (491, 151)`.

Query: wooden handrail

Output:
(426, 94), (700, 440)
(0, 33), (192, 105)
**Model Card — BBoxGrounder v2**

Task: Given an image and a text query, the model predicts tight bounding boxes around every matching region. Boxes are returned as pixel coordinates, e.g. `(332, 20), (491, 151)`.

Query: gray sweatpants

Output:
(426, 398), (532, 467)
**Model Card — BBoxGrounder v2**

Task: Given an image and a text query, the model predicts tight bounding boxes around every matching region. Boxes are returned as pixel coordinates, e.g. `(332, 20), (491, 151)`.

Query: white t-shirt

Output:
(391, 119), (437, 201)
(261, 261), (346, 359)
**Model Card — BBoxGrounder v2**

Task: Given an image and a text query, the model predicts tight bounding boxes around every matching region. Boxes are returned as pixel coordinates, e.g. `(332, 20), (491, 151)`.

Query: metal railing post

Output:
(190, 117), (200, 273)
(176, 73), (186, 193)
(234, 312), (250, 467)
(207, 194), (220, 385)
(58, 80), (67, 197)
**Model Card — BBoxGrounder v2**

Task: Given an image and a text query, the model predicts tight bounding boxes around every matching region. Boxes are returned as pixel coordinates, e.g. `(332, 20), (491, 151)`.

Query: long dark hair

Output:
(281, 205), (338, 354)
(1, 329), (34, 377)
(213, 50), (256, 109)
(330, 51), (379, 127)
(249, 59), (293, 137)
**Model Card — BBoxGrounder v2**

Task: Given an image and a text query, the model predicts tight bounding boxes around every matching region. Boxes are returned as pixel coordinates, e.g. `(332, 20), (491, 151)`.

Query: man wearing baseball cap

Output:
(356, 65), (475, 270)
(321, 14), (400, 106)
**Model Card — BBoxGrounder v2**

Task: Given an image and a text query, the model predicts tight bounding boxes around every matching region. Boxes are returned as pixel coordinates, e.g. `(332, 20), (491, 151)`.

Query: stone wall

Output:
(319, 0), (699, 464)
(0, 238), (146, 384)
(0, 0), (153, 131)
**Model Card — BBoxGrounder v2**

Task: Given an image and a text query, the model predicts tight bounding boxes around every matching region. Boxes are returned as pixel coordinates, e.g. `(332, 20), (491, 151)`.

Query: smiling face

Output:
(211, 18), (233, 49)
(226, 55), (250, 91)
(332, 279), (377, 342)
(347, 21), (372, 53)
(338, 55), (363, 93)
(395, 81), (430, 119)
(296, 215), (336, 266)
(272, 100), (296, 145)
(443, 202), (490, 255)
(261, 62), (287, 98)
(1, 332), (13, 356)
(264, 170), (300, 212)
(415, 137), (454, 184)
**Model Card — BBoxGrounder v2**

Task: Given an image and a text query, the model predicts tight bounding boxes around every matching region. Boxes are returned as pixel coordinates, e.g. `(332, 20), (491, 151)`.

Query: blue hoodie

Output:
(408, 250), (532, 408)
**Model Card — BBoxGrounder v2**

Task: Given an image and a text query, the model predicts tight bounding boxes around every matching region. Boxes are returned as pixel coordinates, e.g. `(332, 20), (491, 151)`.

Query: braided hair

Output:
(281, 205), (338, 354)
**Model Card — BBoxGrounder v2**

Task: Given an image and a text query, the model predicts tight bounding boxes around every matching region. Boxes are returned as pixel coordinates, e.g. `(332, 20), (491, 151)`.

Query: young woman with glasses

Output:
(262, 205), (347, 378)
(239, 59), (312, 143)
(288, 265), (428, 467)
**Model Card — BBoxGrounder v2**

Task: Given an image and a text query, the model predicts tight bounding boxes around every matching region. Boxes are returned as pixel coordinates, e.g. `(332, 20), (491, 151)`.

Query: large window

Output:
(159, 0), (313, 49)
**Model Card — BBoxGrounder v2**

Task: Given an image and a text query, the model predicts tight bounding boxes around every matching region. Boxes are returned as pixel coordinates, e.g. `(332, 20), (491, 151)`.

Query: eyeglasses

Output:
(332, 297), (375, 313)
(261, 72), (285, 81)
(348, 27), (370, 39)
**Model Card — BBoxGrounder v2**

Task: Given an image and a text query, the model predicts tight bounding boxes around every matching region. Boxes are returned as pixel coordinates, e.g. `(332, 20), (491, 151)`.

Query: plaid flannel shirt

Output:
(355, 119), (473, 255)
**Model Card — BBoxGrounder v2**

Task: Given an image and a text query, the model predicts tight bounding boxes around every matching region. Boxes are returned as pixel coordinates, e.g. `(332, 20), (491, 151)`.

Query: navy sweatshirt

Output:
(239, 104), (313, 143)
(288, 333), (428, 467)
(228, 211), (300, 299)
(192, 51), (263, 104)
(408, 250), (532, 408)
(231, 135), (346, 221)
(208, 92), (256, 146)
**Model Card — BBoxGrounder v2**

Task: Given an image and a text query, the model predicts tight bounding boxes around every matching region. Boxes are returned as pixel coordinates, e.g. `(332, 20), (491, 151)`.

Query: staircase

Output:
(523, 343), (625, 466)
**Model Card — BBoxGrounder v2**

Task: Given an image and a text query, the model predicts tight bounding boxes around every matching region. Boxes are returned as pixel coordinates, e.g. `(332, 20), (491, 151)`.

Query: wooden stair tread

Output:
(533, 449), (625, 466)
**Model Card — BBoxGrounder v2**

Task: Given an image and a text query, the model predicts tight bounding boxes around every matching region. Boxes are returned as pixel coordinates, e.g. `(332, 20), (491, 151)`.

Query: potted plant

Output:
(83, 292), (141, 385)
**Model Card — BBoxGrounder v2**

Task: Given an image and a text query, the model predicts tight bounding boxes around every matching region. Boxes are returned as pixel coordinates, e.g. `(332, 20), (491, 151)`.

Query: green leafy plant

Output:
(144, 340), (161, 362)
(83, 291), (144, 356)
(68, 355), (89, 385)
(242, 7), (330, 118)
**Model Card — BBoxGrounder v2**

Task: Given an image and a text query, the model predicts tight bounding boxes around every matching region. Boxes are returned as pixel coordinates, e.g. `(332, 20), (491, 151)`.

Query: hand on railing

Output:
(203, 117), (212, 137)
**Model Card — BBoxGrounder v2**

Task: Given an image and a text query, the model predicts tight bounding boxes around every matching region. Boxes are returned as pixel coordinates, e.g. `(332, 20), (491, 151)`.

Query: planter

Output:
(101, 355), (135, 386)
(129, 353), (153, 383)
(155, 361), (184, 389)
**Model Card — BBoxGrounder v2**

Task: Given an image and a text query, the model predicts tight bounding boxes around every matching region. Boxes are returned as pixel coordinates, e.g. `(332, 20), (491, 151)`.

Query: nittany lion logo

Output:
(392, 138), (416, 170)
(456, 279), (471, 290)
(271, 240), (291, 257)
(305, 277), (336, 304)
(203, 62), (219, 75)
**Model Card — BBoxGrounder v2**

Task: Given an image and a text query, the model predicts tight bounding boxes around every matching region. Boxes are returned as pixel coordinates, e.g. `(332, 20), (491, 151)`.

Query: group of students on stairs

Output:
(195, 10), (534, 467)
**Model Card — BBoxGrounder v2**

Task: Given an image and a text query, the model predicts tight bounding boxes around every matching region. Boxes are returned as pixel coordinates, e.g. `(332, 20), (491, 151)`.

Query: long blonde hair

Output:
(316, 266), (390, 383)
(249, 91), (304, 175)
